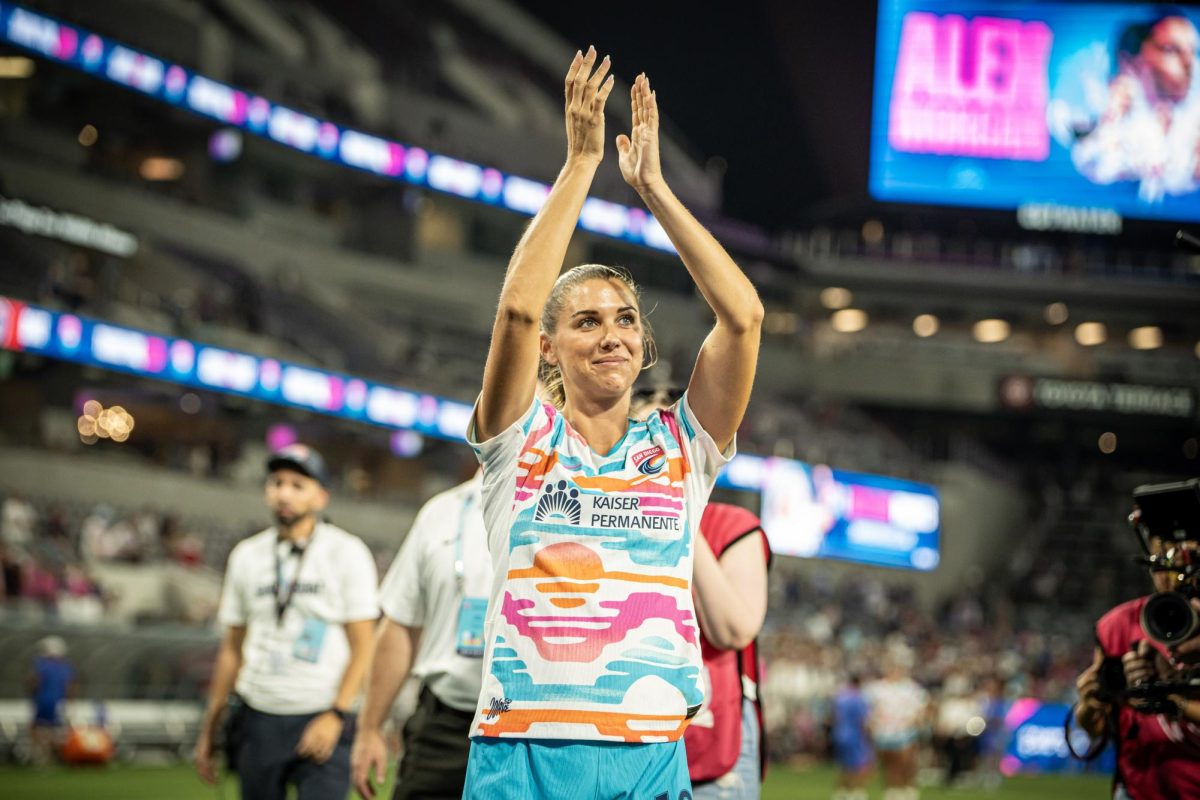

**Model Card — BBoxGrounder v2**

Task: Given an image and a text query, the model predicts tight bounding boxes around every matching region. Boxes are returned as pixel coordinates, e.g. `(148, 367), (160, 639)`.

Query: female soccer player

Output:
(464, 46), (763, 798)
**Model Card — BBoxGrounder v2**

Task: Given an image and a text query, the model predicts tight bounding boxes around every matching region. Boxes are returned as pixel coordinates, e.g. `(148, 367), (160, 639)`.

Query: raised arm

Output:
(474, 47), (616, 440)
(617, 75), (763, 451)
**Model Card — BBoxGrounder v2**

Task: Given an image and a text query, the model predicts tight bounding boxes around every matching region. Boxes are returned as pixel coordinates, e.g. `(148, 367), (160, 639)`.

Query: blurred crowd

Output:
(0, 492), (222, 623)
(758, 569), (1094, 783)
(2, 465), (1125, 780)
(0, 492), (399, 627)
(0, 483), (1136, 783)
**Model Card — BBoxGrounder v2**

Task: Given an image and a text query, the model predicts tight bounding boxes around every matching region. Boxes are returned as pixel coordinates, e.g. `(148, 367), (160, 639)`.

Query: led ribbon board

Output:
(871, 1), (1200, 223)
(0, 3), (675, 252)
(0, 295), (475, 440)
(720, 454), (942, 571)
(0, 295), (941, 570)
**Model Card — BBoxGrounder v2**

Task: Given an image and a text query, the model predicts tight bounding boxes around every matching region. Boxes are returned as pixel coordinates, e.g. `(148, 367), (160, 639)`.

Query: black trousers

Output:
(236, 704), (353, 800)
(393, 685), (475, 800)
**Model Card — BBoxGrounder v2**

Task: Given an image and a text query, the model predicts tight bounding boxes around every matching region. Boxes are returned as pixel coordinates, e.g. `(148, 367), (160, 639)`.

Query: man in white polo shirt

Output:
(195, 444), (379, 800)
(351, 470), (489, 800)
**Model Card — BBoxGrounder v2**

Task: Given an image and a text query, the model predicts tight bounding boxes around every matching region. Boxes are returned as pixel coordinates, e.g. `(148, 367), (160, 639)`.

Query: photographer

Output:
(1073, 480), (1200, 800)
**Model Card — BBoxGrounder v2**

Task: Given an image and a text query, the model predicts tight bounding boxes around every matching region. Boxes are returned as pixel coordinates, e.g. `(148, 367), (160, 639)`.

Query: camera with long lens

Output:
(1067, 479), (1200, 757)
(1131, 479), (1200, 645)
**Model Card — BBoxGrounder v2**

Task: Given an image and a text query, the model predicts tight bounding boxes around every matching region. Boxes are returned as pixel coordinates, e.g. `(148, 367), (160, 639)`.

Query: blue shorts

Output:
(33, 703), (62, 727)
(832, 737), (872, 771)
(463, 737), (693, 800)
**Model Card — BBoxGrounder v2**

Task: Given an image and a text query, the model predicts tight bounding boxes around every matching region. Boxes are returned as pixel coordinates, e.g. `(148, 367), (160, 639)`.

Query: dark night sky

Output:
(510, 0), (881, 230)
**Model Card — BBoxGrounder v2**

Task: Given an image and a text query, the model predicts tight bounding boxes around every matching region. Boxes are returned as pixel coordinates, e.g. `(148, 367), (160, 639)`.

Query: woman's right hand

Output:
(564, 46), (615, 166)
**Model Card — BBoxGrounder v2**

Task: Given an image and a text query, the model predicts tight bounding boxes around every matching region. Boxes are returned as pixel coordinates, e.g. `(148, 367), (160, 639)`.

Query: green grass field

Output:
(0, 763), (1112, 799)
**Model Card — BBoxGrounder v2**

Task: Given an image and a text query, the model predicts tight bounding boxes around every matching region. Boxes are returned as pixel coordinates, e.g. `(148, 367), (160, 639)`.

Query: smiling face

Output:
(541, 277), (645, 407)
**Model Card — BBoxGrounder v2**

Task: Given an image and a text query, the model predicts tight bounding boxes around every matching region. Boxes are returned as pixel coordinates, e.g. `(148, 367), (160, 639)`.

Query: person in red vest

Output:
(687, 501), (771, 798)
(632, 388), (771, 797)
(1073, 483), (1200, 800)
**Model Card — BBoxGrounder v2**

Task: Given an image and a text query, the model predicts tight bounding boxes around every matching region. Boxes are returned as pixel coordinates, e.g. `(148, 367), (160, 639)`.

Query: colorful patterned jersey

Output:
(468, 395), (731, 743)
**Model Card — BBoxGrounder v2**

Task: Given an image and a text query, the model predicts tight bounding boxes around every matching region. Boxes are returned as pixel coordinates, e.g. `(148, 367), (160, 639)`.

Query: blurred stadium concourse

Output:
(0, 0), (1197, 796)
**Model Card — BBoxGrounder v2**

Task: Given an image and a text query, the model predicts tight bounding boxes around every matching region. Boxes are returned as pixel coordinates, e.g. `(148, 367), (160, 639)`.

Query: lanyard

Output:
(453, 492), (477, 592)
(274, 528), (315, 626)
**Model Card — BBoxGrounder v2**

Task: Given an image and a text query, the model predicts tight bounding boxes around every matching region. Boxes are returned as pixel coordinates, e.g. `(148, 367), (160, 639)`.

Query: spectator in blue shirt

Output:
(831, 673), (873, 800)
(29, 636), (76, 765)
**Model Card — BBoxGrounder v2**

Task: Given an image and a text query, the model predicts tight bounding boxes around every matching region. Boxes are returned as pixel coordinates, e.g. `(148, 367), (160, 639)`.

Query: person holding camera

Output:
(1074, 480), (1200, 800)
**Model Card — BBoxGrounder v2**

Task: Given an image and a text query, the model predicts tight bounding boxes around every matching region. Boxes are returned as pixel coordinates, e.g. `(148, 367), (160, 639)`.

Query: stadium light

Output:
(1043, 302), (1069, 325)
(1075, 322), (1107, 346)
(1128, 326), (1162, 350)
(912, 314), (939, 337)
(831, 308), (868, 333)
(139, 157), (184, 181)
(0, 56), (34, 78)
(77, 124), (99, 147)
(861, 219), (885, 246)
(820, 287), (853, 310)
(972, 319), (1010, 343)
(77, 403), (134, 444)
(1098, 432), (1117, 454)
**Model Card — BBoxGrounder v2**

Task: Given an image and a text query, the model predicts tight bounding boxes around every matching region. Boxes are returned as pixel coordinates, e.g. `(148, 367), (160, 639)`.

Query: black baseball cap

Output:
(266, 443), (331, 487)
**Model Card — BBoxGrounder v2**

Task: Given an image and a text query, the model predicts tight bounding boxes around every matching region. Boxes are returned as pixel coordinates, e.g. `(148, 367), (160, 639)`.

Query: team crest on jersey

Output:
(632, 445), (667, 475)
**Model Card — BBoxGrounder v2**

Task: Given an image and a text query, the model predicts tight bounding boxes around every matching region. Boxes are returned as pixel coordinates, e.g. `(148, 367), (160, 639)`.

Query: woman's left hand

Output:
(617, 73), (664, 192)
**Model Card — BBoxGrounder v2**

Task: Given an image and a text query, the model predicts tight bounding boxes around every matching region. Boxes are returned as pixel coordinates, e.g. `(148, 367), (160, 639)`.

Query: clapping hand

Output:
(617, 73), (663, 193)
(564, 46), (615, 166)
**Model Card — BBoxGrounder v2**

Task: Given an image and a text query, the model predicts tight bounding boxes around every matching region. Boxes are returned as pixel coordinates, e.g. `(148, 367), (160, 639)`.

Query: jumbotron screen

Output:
(870, 1), (1200, 224)
(718, 457), (941, 571)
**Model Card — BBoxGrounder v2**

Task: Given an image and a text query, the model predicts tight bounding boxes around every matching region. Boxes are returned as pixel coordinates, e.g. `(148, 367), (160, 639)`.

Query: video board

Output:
(872, 1), (1200, 224)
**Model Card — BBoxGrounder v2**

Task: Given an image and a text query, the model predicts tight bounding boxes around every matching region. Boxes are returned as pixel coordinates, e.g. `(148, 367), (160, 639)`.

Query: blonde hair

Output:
(538, 264), (657, 409)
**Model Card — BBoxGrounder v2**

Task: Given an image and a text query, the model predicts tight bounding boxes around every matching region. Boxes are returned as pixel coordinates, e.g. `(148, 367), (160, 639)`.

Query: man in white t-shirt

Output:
(194, 444), (379, 800)
(352, 471), (489, 800)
